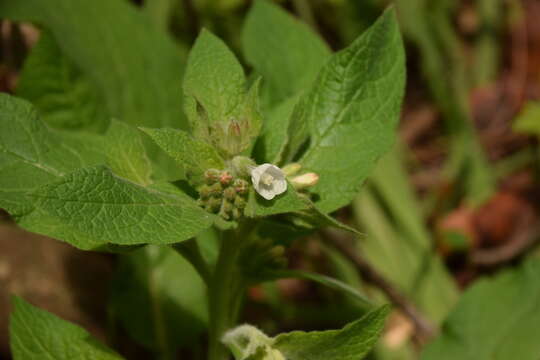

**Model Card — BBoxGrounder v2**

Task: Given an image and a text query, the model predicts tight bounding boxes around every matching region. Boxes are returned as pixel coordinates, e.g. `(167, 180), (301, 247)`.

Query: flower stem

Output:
(207, 225), (249, 360)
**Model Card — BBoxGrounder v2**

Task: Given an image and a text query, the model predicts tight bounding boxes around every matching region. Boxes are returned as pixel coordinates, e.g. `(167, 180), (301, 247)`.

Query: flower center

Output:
(261, 173), (274, 186)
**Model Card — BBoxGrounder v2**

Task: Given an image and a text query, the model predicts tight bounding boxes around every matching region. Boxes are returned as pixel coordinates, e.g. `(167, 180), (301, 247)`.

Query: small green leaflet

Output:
(299, 9), (406, 213)
(223, 305), (390, 360)
(141, 127), (224, 186)
(106, 120), (153, 186)
(10, 296), (124, 360)
(420, 259), (540, 360)
(31, 166), (214, 245)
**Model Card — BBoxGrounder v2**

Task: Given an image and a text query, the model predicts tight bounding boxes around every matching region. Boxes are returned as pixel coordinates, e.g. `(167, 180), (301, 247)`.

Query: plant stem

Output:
(207, 226), (248, 360)
(172, 239), (212, 286)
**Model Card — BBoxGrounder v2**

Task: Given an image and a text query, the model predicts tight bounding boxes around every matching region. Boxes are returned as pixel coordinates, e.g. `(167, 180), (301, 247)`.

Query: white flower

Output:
(250, 163), (287, 200)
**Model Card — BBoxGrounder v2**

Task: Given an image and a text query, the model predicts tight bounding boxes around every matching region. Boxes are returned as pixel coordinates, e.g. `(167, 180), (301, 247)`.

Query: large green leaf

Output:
(223, 305), (389, 360)
(298, 9), (406, 213)
(110, 245), (207, 355)
(421, 259), (540, 360)
(31, 166), (214, 245)
(10, 296), (124, 360)
(141, 127), (224, 186)
(0, 0), (187, 130)
(16, 31), (108, 132)
(106, 120), (153, 186)
(242, 0), (331, 106)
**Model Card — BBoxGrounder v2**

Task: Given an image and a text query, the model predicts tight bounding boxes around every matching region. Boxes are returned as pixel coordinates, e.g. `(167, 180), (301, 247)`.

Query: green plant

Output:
(1, 0), (406, 359)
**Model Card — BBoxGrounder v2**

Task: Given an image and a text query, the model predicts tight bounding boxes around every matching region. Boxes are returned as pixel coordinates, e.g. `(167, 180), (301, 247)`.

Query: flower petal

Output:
(273, 179), (287, 195)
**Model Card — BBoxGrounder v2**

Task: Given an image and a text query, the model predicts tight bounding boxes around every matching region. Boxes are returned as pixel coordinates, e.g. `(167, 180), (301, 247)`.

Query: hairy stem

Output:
(207, 225), (249, 360)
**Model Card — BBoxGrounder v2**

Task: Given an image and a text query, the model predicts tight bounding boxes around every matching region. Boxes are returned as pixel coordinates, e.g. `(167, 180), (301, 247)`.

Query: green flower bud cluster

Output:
(198, 169), (249, 220)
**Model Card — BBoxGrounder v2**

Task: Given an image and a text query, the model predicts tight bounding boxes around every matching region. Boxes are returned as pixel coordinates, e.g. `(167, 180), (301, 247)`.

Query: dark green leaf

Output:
(106, 120), (153, 186)
(421, 259), (540, 360)
(141, 127), (224, 186)
(242, 0), (331, 105)
(10, 296), (124, 360)
(16, 31), (108, 132)
(31, 166), (214, 245)
(299, 9), (406, 213)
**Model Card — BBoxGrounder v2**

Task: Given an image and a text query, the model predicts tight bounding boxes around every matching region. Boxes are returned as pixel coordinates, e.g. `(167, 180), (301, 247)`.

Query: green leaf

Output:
(223, 306), (389, 360)
(244, 183), (308, 217)
(274, 305), (389, 360)
(266, 269), (373, 309)
(0, 0), (188, 179)
(421, 259), (540, 360)
(183, 30), (261, 157)
(10, 296), (124, 360)
(110, 245), (207, 354)
(0, 0), (187, 130)
(16, 31), (108, 132)
(184, 29), (245, 127)
(253, 94), (301, 164)
(242, 0), (331, 106)
(299, 9), (406, 213)
(31, 166), (213, 245)
(106, 120), (153, 186)
(513, 101), (540, 136)
(141, 127), (224, 186)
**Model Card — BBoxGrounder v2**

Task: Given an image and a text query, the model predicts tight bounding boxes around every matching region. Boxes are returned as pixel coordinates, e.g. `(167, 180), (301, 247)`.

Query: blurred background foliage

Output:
(1, 0), (540, 359)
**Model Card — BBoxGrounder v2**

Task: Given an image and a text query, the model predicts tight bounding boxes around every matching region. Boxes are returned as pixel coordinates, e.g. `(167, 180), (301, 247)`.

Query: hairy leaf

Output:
(31, 166), (213, 245)
(299, 9), (406, 213)
(183, 30), (261, 157)
(142, 127), (224, 186)
(10, 296), (124, 360)
(224, 306), (389, 360)
(16, 31), (108, 132)
(0, 0), (187, 130)
(244, 183), (307, 217)
(421, 259), (540, 360)
(106, 120), (153, 186)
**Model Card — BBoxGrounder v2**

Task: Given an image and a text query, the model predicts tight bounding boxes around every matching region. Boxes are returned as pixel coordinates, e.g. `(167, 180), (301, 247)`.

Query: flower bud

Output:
(233, 179), (249, 195)
(232, 207), (243, 220)
(290, 172), (319, 190)
(220, 171), (233, 186)
(205, 197), (222, 213)
(282, 163), (302, 176)
(223, 187), (236, 201)
(204, 169), (221, 185)
(233, 196), (246, 209)
(208, 182), (223, 196)
(231, 156), (256, 178)
(199, 185), (212, 199)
